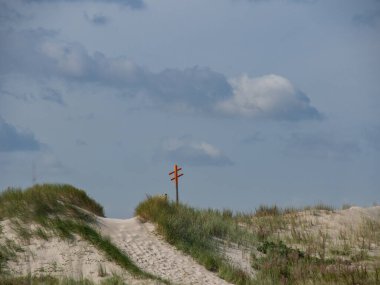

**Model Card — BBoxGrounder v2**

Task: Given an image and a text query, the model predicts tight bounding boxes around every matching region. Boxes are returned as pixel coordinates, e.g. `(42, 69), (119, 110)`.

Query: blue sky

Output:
(0, 0), (379, 217)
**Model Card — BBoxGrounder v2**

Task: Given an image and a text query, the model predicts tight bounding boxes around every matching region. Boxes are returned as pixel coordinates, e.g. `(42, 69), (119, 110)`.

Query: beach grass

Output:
(136, 196), (380, 285)
(0, 275), (131, 285)
(135, 195), (257, 284)
(0, 184), (168, 284)
(1, 185), (379, 285)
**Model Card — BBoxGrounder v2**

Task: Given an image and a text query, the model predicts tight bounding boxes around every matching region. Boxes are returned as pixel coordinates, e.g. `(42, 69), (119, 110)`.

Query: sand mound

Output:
(1, 216), (232, 284)
(276, 205), (380, 261)
(97, 216), (232, 285)
(0, 220), (157, 284)
(2, 206), (378, 284)
(296, 206), (380, 240)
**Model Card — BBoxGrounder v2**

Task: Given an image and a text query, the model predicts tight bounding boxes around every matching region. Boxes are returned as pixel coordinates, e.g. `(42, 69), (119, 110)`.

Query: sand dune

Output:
(0, 220), (155, 284)
(2, 206), (379, 284)
(1, 217), (232, 284)
(97, 216), (232, 285)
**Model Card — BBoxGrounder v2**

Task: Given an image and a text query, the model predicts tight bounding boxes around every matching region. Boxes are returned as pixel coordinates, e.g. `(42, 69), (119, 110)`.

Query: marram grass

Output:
(136, 195), (380, 285)
(1, 185), (379, 285)
(0, 275), (128, 285)
(135, 195), (256, 285)
(0, 184), (169, 284)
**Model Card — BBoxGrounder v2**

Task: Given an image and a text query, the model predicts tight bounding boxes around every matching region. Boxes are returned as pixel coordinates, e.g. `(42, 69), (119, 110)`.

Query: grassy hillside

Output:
(136, 196), (380, 285)
(0, 184), (167, 284)
(136, 195), (256, 284)
(0, 184), (104, 222)
(1, 185), (379, 285)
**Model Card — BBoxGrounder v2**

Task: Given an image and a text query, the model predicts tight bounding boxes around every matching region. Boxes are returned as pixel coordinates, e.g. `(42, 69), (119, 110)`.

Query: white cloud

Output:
(0, 28), (321, 122)
(158, 137), (233, 166)
(216, 74), (321, 121)
(37, 39), (146, 86)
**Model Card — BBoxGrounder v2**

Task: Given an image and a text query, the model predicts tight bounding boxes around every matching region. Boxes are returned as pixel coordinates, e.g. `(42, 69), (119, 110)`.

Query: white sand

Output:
(219, 241), (256, 277)
(3, 206), (378, 284)
(295, 206), (380, 240)
(96, 216), (232, 285)
(0, 220), (157, 284)
(1, 216), (232, 284)
(279, 206), (380, 260)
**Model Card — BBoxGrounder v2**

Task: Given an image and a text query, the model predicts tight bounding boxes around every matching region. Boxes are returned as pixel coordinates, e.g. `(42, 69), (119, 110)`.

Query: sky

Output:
(0, 0), (379, 218)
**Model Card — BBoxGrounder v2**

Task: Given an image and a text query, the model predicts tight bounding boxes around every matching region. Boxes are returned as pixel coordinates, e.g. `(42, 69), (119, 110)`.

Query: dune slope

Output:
(97, 216), (232, 285)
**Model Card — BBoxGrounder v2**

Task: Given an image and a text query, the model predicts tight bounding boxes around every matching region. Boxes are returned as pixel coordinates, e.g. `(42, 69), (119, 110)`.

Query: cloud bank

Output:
(158, 137), (233, 167)
(0, 28), (321, 121)
(217, 74), (322, 121)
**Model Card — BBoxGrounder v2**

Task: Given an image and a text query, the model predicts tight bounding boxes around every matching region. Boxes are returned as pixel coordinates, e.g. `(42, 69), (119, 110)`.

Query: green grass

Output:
(1, 185), (378, 285)
(253, 205), (283, 217)
(135, 195), (257, 284)
(0, 243), (15, 274)
(0, 276), (92, 285)
(0, 237), (24, 274)
(0, 184), (167, 284)
(0, 275), (131, 285)
(136, 196), (380, 285)
(248, 207), (380, 284)
(0, 184), (104, 222)
(252, 240), (380, 285)
(252, 204), (334, 218)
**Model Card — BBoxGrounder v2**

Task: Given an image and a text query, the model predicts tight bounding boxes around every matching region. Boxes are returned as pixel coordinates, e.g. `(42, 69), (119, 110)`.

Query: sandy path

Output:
(97, 217), (232, 285)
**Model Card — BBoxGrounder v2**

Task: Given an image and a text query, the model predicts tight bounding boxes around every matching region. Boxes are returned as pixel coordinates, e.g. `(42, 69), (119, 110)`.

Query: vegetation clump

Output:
(0, 184), (165, 284)
(252, 239), (379, 285)
(135, 195), (257, 284)
(0, 239), (23, 274)
(136, 196), (380, 285)
(1, 185), (379, 285)
(0, 184), (104, 222)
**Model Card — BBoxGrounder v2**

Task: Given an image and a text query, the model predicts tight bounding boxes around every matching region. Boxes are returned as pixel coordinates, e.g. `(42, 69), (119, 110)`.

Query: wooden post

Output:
(169, 164), (183, 205)
(176, 179), (179, 205)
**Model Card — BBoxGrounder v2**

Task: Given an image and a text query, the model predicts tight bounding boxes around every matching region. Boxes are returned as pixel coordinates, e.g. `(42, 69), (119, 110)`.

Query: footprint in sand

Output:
(97, 217), (232, 285)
